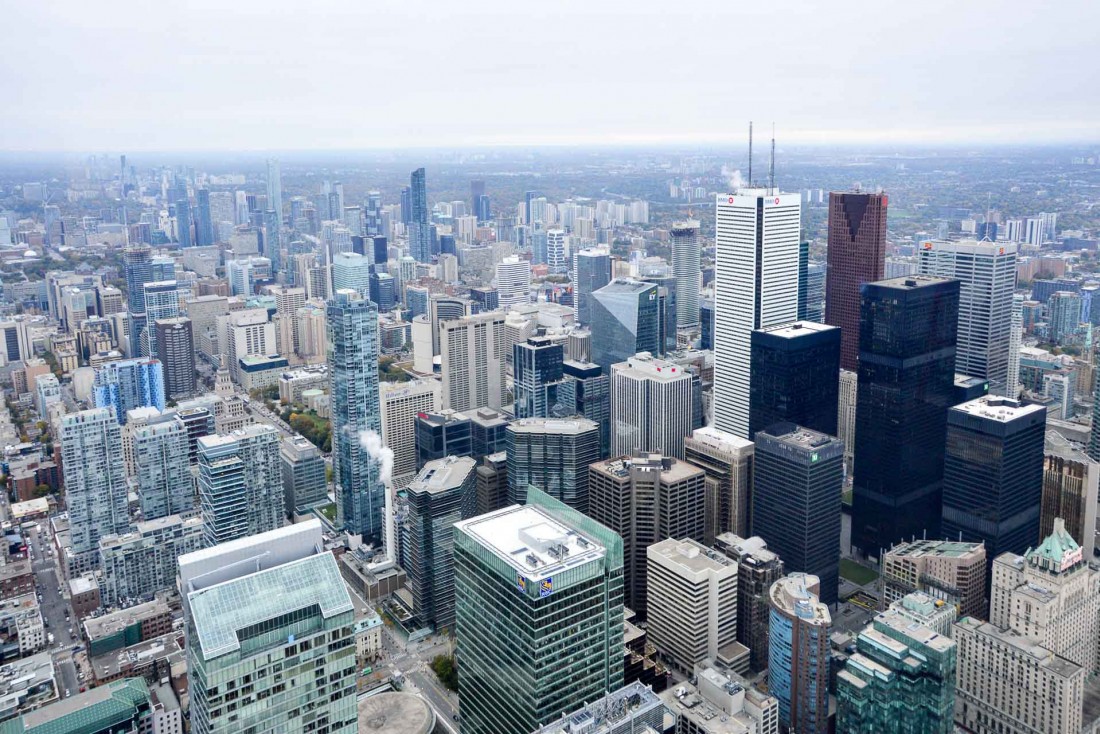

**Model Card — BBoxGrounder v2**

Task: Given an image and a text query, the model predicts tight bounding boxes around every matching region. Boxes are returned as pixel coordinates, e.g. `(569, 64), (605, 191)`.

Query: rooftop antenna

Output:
(747, 121), (753, 189)
(983, 193), (993, 241)
(769, 122), (776, 193)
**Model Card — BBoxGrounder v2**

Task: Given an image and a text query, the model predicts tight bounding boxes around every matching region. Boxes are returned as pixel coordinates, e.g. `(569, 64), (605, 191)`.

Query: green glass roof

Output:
(188, 552), (353, 660)
(1, 678), (149, 734)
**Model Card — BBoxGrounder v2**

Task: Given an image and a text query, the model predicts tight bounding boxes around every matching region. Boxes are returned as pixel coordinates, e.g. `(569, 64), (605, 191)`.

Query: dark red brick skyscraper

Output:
(825, 192), (888, 370)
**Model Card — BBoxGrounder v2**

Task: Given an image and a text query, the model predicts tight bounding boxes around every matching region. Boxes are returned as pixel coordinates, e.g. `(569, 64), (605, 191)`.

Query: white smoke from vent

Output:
(721, 165), (744, 191)
(359, 430), (394, 486)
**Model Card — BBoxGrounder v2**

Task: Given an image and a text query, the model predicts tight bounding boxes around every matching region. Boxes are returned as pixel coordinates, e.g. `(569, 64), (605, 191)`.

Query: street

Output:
(26, 524), (84, 698)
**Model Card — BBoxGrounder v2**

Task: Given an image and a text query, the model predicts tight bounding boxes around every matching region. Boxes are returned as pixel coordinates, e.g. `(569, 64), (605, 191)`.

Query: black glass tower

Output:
(852, 275), (960, 557)
(941, 396), (1046, 564)
(749, 321), (841, 438)
(751, 423), (844, 605)
(513, 336), (564, 419)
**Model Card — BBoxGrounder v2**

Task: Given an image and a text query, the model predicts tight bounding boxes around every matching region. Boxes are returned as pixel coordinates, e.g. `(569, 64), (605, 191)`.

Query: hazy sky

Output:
(4, 0), (1098, 151)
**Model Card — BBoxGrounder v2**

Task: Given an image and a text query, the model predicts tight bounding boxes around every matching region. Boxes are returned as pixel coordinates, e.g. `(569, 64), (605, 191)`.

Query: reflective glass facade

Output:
(749, 322), (841, 438)
(589, 279), (659, 376)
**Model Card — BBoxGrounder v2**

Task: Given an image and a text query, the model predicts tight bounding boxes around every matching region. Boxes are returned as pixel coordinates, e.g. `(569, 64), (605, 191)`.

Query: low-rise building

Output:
(0, 678), (172, 734)
(354, 612), (383, 668)
(659, 666), (779, 734)
(0, 652), (57, 722)
(534, 682), (675, 734)
(0, 594), (44, 661)
(85, 600), (174, 658)
(277, 366), (328, 405)
(880, 539), (987, 619)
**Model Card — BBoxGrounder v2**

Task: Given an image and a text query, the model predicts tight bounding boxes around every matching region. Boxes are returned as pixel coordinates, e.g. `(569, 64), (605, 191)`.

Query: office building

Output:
(197, 425), (283, 547)
(368, 271), (395, 312)
(825, 191), (888, 370)
(573, 247), (612, 326)
(559, 360), (611, 457)
(683, 426), (754, 542)
(989, 519), (1100, 675)
(1048, 291), (1082, 344)
(280, 435), (327, 514)
(474, 452), (508, 516)
(380, 380), (441, 489)
(852, 276), (960, 556)
(588, 454), (705, 618)
(331, 251), (372, 296)
(880, 540), (988, 621)
(610, 353), (693, 460)
(671, 220), (701, 330)
(195, 188), (214, 246)
(98, 514), (204, 607)
(646, 538), (739, 675)
(181, 521), (357, 734)
(749, 321), (840, 437)
(406, 456), (476, 630)
(154, 317), (195, 400)
(495, 256), (530, 310)
(1041, 432), (1099, 549)
(714, 189), (801, 439)
(132, 418), (192, 521)
(799, 261), (825, 323)
(836, 610), (957, 734)
(59, 408), (129, 559)
(752, 423), (843, 605)
(415, 410), (473, 468)
(93, 358), (166, 425)
(505, 418), (600, 511)
(139, 280), (181, 357)
(941, 396), (1046, 565)
(327, 289), (384, 542)
(454, 489), (623, 734)
(513, 336), (564, 419)
(768, 573), (830, 734)
(589, 279), (659, 375)
(714, 533), (786, 673)
(409, 167), (431, 262)
(918, 239), (1017, 395)
(838, 368), (857, 473)
(954, 615), (1084, 734)
(439, 312), (507, 412)
(660, 667), (780, 734)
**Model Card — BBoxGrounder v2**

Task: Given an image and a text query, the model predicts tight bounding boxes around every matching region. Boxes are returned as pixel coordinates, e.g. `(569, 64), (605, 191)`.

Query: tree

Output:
(34, 484), (51, 498)
(430, 654), (458, 692)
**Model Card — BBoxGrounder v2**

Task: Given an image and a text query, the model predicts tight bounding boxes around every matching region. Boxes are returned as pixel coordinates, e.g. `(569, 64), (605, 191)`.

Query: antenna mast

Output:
(769, 122), (776, 193)
(747, 121), (753, 189)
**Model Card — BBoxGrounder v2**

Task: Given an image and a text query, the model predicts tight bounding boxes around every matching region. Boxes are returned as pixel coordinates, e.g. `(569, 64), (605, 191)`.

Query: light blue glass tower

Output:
(93, 358), (165, 425)
(574, 248), (611, 326)
(195, 188), (214, 246)
(327, 288), (384, 541)
(409, 167), (431, 262)
(589, 278), (659, 375)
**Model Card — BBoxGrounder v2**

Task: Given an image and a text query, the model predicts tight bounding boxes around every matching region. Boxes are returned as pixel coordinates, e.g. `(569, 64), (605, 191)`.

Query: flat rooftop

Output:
(649, 538), (737, 576)
(952, 395), (1046, 423)
(873, 274), (957, 290)
(409, 456), (476, 494)
(756, 321), (838, 339)
(873, 610), (954, 653)
(85, 600), (170, 640)
(508, 417), (598, 435)
(885, 539), (984, 559)
(757, 423), (840, 450)
(456, 504), (605, 582)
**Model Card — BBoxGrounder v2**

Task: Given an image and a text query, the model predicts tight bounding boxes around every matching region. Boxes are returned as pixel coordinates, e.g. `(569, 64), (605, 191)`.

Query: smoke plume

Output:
(359, 430), (394, 486)
(721, 165), (744, 191)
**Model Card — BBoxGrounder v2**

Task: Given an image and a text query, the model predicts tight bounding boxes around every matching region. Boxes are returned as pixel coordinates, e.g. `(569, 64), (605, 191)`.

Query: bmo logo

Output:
(774, 197), (780, 205)
(728, 197), (734, 204)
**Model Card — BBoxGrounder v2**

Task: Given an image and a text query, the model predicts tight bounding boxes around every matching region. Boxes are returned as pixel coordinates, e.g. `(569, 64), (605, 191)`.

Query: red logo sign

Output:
(728, 197), (734, 204)
(774, 197), (780, 205)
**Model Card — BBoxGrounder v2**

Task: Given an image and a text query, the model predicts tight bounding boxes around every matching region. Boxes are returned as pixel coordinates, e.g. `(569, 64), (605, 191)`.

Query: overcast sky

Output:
(3, 0), (1097, 151)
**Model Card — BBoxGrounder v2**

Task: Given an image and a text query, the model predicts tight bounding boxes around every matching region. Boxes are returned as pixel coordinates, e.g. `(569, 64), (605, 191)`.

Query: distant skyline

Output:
(4, 0), (1098, 152)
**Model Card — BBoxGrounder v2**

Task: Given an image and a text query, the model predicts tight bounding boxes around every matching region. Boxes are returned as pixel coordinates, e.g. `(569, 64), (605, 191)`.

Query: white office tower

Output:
(1006, 294), (1023, 398)
(646, 538), (740, 675)
(380, 380), (441, 488)
(918, 239), (1017, 395)
(546, 229), (568, 273)
(180, 520), (357, 734)
(611, 352), (694, 459)
(439, 312), (507, 412)
(837, 369), (858, 474)
(714, 189), (801, 438)
(671, 220), (702, 330)
(495, 256), (531, 310)
(60, 408), (130, 564)
(1025, 216), (1045, 246)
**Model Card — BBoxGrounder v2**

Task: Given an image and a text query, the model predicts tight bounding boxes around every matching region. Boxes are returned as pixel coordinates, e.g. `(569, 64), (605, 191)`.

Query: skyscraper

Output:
(683, 426), (755, 542)
(589, 279), (659, 375)
(1041, 431), (1099, 549)
(327, 289), (384, 541)
(439, 312), (507, 412)
(836, 609), (956, 734)
(140, 280), (181, 357)
(714, 533), (786, 672)
(610, 352), (693, 459)
(380, 379), (441, 488)
(93, 357), (166, 425)
(768, 573), (831, 734)
(559, 360), (611, 457)
(752, 423), (844, 605)
(588, 454), (705, 618)
(406, 456), (477, 631)
(454, 488), (624, 734)
(941, 396), (1046, 565)
(181, 521), (357, 734)
(714, 189), (802, 439)
(331, 251), (372, 296)
(512, 336), (564, 419)
(646, 537), (739, 675)
(175, 196), (192, 248)
(572, 247), (611, 326)
(505, 417), (600, 511)
(280, 435), (327, 514)
(546, 229), (567, 273)
(132, 417), (192, 521)
(409, 167), (431, 262)
(749, 321), (840, 438)
(365, 191), (383, 237)
(852, 276), (960, 556)
(265, 157), (282, 223)
(60, 408), (129, 561)
(194, 188), (214, 246)
(154, 317), (195, 400)
(671, 220), (701, 330)
(263, 208), (281, 274)
(917, 239), (1017, 395)
(495, 255), (531, 310)
(825, 191), (888, 371)
(197, 424), (284, 547)
(469, 179), (485, 215)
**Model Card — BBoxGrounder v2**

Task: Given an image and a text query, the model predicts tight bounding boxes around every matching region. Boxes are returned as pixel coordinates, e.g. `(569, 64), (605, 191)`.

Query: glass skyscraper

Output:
(93, 357), (166, 425)
(852, 276), (960, 557)
(749, 321), (841, 438)
(195, 188), (214, 246)
(513, 336), (564, 419)
(769, 573), (831, 734)
(671, 220), (701, 330)
(327, 289), (384, 541)
(409, 167), (431, 262)
(454, 488), (624, 734)
(505, 417), (600, 511)
(589, 278), (659, 376)
(573, 247), (611, 326)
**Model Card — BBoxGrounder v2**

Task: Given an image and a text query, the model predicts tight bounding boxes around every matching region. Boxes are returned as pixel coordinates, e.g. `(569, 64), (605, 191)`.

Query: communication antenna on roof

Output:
(747, 121), (753, 189)
(983, 193), (993, 241)
(769, 122), (776, 193)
